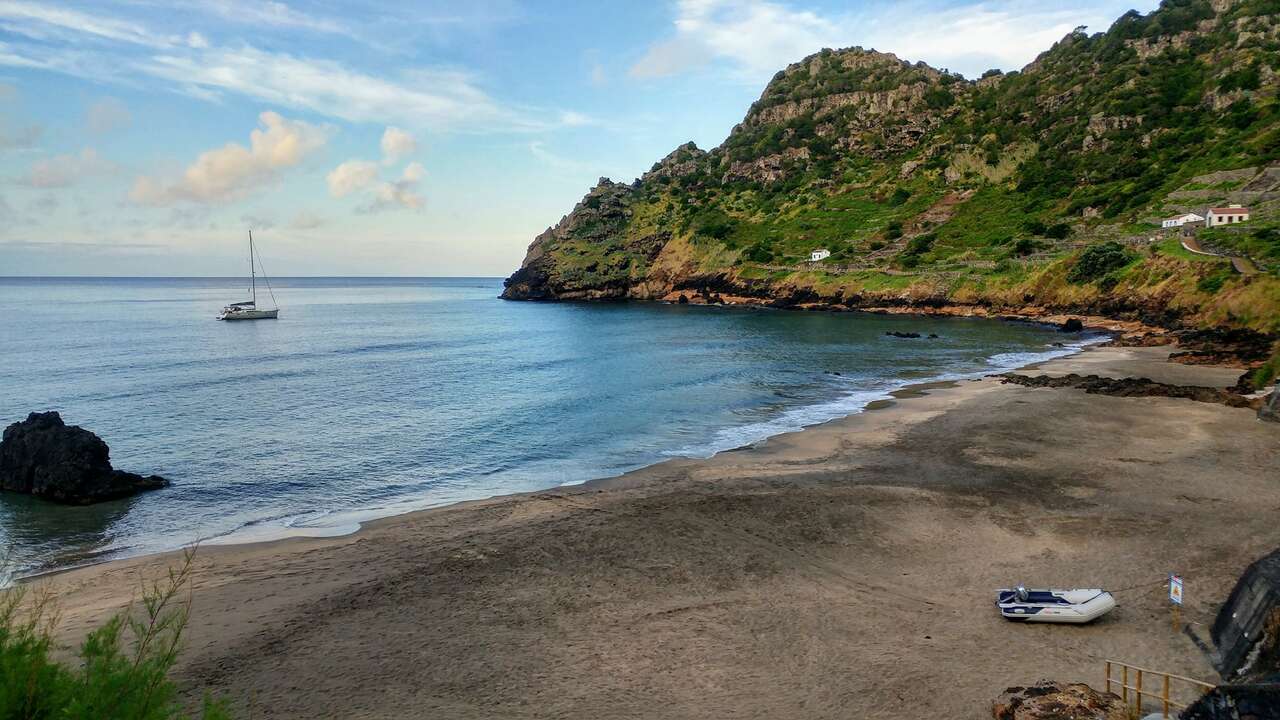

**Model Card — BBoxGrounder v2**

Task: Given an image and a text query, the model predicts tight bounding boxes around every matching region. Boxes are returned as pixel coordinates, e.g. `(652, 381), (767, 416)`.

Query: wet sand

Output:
(29, 345), (1279, 719)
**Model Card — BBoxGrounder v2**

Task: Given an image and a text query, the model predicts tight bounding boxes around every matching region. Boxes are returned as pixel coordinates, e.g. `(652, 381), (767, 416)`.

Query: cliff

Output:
(503, 0), (1280, 387)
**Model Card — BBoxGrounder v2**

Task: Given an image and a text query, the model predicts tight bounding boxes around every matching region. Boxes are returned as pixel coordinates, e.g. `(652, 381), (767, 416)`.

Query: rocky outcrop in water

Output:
(992, 681), (1126, 720)
(999, 374), (1260, 409)
(0, 412), (168, 505)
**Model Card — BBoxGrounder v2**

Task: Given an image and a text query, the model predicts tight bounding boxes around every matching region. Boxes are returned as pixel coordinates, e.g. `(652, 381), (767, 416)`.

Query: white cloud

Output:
(631, 0), (1154, 81)
(193, 0), (348, 35)
(557, 110), (595, 127)
(290, 210), (324, 229)
(326, 159), (379, 198)
(130, 111), (328, 206)
(364, 162), (425, 213)
(380, 126), (417, 165)
(329, 160), (425, 214)
(0, 4), (590, 134)
(86, 96), (130, 134)
(631, 0), (833, 80)
(139, 45), (541, 133)
(0, 0), (173, 47)
(25, 148), (113, 187)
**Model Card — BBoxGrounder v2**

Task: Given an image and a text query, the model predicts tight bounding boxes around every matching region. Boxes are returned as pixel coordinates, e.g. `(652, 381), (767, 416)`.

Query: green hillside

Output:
(503, 0), (1280, 386)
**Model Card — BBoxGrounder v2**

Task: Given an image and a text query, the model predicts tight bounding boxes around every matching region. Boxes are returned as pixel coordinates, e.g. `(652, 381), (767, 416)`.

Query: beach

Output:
(31, 344), (1279, 719)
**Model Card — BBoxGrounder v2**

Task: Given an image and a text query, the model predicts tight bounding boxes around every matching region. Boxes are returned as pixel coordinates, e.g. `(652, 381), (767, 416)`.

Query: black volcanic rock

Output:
(0, 412), (168, 505)
(999, 374), (1259, 410)
(1060, 318), (1084, 333)
(886, 331), (922, 339)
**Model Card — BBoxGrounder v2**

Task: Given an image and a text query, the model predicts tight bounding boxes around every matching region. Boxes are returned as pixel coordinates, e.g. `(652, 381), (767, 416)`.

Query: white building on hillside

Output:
(810, 249), (831, 262)
(1161, 212), (1204, 228)
(1206, 205), (1251, 226)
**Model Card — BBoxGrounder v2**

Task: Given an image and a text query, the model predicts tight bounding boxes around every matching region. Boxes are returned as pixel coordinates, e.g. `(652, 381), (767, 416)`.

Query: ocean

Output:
(0, 277), (1095, 578)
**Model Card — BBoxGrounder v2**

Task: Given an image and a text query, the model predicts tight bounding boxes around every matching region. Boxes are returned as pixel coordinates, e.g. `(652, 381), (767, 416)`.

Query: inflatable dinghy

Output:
(996, 586), (1116, 623)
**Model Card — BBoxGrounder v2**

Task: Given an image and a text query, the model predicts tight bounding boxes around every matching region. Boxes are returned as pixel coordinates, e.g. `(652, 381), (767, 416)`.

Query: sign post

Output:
(1170, 574), (1184, 631)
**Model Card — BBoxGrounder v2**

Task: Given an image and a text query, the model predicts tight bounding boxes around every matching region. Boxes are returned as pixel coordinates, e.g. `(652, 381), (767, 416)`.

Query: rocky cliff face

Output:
(503, 0), (1280, 383)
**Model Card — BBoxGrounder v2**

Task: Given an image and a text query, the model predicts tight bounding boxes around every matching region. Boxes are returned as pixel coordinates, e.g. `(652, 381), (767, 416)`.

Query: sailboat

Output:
(217, 230), (279, 321)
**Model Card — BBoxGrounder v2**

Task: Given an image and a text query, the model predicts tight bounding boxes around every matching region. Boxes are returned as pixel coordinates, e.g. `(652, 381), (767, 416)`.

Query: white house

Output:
(809, 249), (831, 262)
(1161, 212), (1204, 228)
(1206, 205), (1251, 227)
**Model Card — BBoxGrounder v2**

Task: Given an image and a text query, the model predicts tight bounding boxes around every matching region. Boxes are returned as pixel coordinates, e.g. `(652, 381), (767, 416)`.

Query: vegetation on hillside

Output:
(504, 0), (1280, 385)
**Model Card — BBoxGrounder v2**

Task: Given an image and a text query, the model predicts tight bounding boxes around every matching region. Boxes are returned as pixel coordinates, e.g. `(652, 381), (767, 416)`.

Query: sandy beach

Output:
(28, 344), (1280, 719)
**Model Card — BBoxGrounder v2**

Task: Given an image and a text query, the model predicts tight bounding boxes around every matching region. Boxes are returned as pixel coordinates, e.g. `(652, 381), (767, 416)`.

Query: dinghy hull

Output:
(996, 588), (1116, 624)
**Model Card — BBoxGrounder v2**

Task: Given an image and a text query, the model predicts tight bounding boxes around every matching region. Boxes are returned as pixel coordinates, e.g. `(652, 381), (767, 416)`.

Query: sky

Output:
(0, 0), (1159, 277)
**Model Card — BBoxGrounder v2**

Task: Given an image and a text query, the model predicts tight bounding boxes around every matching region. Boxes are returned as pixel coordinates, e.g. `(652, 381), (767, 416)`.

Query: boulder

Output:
(0, 412), (168, 505)
(1260, 383), (1280, 423)
(1060, 318), (1085, 333)
(993, 681), (1127, 720)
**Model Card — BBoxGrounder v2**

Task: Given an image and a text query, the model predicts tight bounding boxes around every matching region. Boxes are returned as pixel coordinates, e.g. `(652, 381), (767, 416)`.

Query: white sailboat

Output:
(217, 230), (279, 321)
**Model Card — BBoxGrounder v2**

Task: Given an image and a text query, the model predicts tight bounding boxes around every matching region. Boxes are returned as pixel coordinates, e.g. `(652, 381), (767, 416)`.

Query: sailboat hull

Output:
(217, 309), (279, 321)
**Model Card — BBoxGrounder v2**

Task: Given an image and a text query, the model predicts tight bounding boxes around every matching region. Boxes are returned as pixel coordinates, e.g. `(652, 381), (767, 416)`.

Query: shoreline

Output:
(14, 322), (1109, 584)
(28, 343), (1278, 718)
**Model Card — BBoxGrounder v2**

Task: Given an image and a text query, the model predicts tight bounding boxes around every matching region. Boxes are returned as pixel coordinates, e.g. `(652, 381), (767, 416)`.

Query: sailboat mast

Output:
(249, 230), (257, 305)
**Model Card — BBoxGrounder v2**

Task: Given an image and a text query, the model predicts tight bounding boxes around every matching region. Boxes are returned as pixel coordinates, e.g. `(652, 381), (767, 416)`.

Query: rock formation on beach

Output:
(1000, 373), (1261, 409)
(0, 411), (168, 505)
(992, 680), (1127, 720)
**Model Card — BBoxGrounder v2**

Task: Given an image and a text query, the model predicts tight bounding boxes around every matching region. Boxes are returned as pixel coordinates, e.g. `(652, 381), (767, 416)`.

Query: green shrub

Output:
(1196, 267), (1233, 294)
(885, 220), (904, 240)
(743, 243), (773, 263)
(1045, 222), (1072, 240)
(1067, 241), (1134, 284)
(1250, 345), (1280, 390)
(1009, 237), (1041, 257)
(905, 232), (937, 256)
(888, 187), (911, 206)
(0, 550), (232, 720)
(1022, 219), (1047, 236)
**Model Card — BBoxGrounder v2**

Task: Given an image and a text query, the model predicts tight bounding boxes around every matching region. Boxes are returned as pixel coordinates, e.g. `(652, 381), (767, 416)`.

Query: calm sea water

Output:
(0, 277), (1093, 578)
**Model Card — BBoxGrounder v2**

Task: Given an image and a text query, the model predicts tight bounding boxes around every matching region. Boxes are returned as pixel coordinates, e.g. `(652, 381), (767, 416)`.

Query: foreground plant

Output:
(0, 548), (232, 720)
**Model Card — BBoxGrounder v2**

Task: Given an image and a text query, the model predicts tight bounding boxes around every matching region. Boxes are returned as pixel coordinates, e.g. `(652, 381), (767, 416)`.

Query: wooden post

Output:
(1173, 604), (1181, 631)
(1105, 661), (1112, 695)
(1163, 674), (1171, 718)
(1123, 665), (1129, 703)
(1137, 669), (1144, 712)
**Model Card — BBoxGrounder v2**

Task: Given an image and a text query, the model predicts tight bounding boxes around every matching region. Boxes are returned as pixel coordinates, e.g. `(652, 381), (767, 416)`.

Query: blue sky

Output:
(0, 0), (1157, 276)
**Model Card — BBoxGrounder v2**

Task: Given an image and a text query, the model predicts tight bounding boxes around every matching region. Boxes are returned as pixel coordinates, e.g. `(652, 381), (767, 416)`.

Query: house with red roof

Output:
(1205, 204), (1251, 227)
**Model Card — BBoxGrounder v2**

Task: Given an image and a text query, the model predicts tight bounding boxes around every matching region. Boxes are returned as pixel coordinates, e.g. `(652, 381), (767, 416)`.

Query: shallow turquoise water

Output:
(0, 277), (1092, 577)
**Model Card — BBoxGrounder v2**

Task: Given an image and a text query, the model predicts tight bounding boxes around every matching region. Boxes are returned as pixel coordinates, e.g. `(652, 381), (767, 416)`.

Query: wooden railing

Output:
(1105, 659), (1215, 718)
